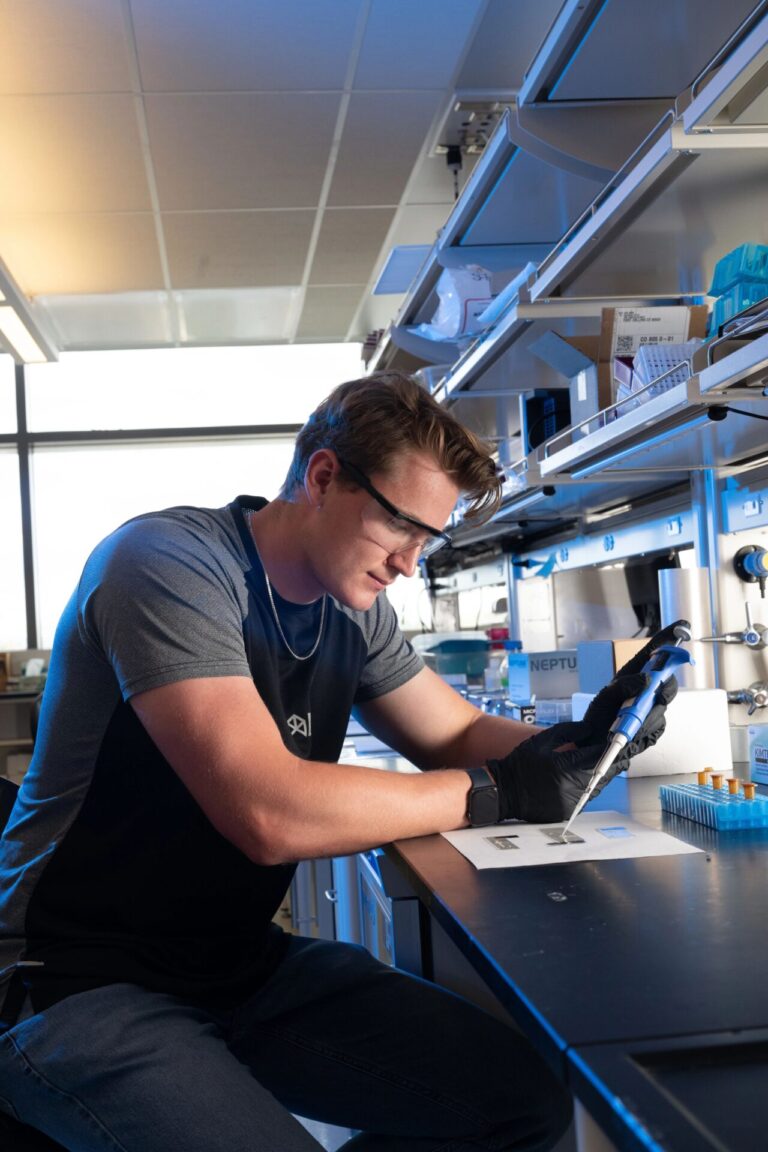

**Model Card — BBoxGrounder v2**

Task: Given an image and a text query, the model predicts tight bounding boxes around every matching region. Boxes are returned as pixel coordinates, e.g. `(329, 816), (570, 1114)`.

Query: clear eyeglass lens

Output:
(362, 504), (436, 556)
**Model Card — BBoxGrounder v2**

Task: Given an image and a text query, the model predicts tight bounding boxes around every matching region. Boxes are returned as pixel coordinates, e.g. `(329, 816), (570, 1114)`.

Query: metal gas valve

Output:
(701, 601), (768, 650)
(727, 682), (768, 716)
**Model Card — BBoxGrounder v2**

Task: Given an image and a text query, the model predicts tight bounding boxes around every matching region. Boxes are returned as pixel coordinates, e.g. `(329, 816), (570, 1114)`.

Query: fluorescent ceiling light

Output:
(0, 305), (49, 363)
(0, 256), (57, 362)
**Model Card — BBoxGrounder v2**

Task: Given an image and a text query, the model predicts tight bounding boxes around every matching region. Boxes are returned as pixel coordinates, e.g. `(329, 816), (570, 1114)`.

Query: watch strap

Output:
(465, 765), (500, 826)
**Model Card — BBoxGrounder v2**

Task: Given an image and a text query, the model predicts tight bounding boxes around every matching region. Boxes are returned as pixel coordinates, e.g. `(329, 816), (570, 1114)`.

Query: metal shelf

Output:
(432, 294), (687, 402)
(536, 343), (768, 482)
(444, 330), (768, 549)
(368, 97), (670, 375)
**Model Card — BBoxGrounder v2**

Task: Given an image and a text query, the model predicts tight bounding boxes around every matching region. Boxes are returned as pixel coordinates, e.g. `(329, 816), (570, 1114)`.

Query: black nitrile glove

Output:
(579, 671), (677, 751)
(579, 618), (689, 746)
(486, 722), (631, 824)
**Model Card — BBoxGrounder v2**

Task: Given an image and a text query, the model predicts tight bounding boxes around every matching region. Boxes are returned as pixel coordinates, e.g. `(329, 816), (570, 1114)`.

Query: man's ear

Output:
(304, 449), (338, 506)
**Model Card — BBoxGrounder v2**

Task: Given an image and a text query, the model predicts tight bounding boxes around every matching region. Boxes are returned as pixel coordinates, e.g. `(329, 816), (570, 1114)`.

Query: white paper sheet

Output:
(442, 810), (702, 869)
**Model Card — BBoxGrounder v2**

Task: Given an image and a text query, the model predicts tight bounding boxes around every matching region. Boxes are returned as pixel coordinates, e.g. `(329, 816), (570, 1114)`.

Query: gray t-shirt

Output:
(0, 497), (422, 1012)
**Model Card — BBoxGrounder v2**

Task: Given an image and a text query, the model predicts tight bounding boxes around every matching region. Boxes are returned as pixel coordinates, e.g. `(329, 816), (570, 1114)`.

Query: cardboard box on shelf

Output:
(576, 638), (646, 694)
(530, 305), (709, 433)
(599, 305), (708, 363)
(528, 331), (608, 434)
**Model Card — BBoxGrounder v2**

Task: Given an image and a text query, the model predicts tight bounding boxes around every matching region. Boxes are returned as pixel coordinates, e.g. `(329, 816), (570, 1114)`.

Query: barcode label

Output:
(609, 306), (693, 358)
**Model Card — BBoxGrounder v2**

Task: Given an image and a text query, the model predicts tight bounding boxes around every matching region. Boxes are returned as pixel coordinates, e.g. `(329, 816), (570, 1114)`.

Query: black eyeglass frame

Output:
(336, 456), (452, 553)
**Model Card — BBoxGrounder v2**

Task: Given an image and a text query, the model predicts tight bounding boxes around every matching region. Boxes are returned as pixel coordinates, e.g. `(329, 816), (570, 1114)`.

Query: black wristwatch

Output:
(465, 766), (500, 827)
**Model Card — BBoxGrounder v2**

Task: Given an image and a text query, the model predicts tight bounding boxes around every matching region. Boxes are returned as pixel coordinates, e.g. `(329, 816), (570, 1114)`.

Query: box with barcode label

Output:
(601, 306), (708, 409)
(602, 306), (708, 359)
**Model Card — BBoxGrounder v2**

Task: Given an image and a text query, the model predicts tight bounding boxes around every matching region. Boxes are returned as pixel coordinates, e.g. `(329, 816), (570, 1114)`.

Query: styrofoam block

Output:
(571, 688), (732, 776)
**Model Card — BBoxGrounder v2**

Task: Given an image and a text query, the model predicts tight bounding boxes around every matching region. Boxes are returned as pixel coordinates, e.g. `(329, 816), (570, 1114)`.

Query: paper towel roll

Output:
(658, 567), (716, 690)
(572, 688), (732, 776)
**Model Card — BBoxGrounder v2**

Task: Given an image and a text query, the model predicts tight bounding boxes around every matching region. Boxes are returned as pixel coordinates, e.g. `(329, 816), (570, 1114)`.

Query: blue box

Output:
(711, 281), (768, 333)
(709, 243), (768, 295)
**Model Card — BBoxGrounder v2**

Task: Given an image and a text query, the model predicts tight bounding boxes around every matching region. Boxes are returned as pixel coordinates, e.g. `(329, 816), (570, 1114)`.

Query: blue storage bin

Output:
(709, 243), (768, 295)
(711, 281), (768, 333)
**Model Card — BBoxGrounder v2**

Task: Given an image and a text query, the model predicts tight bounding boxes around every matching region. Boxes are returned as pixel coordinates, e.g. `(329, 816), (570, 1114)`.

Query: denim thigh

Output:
(0, 938), (571, 1152)
(0, 982), (321, 1152)
(228, 935), (572, 1152)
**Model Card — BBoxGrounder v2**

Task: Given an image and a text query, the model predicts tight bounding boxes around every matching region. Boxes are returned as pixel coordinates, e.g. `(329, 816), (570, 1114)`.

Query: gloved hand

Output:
(578, 619), (688, 747)
(485, 723), (632, 824)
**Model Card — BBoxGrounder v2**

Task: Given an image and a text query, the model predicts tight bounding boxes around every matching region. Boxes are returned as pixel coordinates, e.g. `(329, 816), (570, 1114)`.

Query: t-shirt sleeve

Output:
(76, 516), (253, 700)
(353, 594), (423, 704)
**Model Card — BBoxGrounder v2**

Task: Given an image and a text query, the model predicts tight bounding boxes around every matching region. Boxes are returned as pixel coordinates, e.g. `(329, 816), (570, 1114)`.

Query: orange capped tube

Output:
(744, 782), (757, 800)
(711, 774), (724, 790)
(727, 778), (740, 795)
(697, 770), (711, 786)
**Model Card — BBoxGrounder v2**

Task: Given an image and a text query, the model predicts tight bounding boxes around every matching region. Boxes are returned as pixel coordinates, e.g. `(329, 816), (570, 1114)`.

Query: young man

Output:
(0, 372), (674, 1151)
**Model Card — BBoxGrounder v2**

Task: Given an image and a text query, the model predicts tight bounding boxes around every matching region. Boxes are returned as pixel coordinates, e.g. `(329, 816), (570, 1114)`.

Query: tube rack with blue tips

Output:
(659, 771), (768, 830)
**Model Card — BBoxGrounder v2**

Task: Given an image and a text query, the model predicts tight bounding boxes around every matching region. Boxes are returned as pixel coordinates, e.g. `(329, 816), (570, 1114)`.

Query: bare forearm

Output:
(417, 709), (541, 771)
(241, 757), (472, 864)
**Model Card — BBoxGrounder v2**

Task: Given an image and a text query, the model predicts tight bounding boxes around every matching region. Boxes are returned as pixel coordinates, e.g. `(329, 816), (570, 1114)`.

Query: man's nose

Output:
(387, 545), (420, 578)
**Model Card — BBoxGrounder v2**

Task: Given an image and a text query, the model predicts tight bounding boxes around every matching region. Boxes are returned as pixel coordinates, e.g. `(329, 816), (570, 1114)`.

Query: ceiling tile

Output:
(164, 211), (315, 288)
(355, 0), (484, 89)
(0, 95), (151, 213)
(0, 0), (132, 94)
(0, 213), (163, 295)
(176, 287), (301, 343)
(146, 93), (340, 211)
(385, 203), (452, 249)
(328, 92), (443, 207)
(296, 286), (363, 340)
(355, 291), (409, 338)
(309, 208), (395, 285)
(37, 291), (175, 350)
(132, 0), (363, 91)
(457, 0), (564, 89)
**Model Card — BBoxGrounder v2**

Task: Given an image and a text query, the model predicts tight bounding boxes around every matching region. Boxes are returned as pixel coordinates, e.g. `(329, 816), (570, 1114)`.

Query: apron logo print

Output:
(287, 712), (312, 738)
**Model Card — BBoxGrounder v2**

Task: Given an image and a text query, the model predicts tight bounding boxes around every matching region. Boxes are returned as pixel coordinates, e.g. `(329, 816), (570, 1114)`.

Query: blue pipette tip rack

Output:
(659, 782), (768, 830)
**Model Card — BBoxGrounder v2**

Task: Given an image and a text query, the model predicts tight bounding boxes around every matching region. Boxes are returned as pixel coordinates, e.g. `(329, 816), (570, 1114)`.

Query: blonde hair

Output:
(282, 370), (501, 522)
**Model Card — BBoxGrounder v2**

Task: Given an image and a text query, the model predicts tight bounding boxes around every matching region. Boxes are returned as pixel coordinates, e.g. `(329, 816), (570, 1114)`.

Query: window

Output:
(0, 355), (16, 434)
(31, 437), (298, 647)
(0, 449), (26, 650)
(25, 344), (363, 432)
(6, 342), (362, 645)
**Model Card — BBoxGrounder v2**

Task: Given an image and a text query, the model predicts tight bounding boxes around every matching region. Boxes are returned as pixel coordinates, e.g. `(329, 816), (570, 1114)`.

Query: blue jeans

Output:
(0, 936), (572, 1151)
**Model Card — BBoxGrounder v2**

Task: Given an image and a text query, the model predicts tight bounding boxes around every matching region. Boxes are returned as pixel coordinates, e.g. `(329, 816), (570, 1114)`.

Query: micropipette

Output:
(560, 623), (693, 842)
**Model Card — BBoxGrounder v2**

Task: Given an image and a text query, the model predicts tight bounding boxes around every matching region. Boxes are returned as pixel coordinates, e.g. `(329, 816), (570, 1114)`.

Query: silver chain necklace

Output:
(245, 509), (326, 661)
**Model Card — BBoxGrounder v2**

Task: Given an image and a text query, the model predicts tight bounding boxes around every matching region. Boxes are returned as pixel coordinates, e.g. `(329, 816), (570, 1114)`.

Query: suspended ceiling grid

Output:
(0, 0), (562, 352)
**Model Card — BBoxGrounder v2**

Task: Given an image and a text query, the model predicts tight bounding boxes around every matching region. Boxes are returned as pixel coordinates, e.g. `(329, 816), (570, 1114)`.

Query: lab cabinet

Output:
(290, 856), (361, 944)
(290, 849), (424, 976)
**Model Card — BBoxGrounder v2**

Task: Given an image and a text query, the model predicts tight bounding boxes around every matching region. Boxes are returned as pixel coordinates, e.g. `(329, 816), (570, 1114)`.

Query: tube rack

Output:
(659, 782), (768, 830)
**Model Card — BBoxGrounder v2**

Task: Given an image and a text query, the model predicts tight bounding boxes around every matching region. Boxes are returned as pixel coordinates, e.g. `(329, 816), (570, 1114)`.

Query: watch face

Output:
(471, 786), (499, 826)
